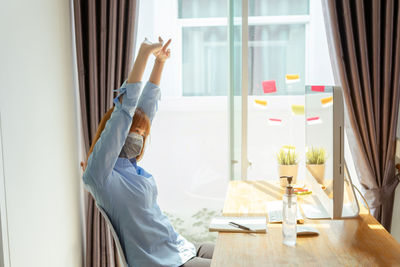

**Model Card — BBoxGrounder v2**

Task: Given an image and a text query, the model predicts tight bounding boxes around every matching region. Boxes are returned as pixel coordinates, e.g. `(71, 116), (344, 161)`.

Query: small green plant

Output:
(276, 146), (298, 165)
(306, 147), (327, 165)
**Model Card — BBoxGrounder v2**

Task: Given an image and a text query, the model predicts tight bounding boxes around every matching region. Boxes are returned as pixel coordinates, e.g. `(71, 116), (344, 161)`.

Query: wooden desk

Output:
(211, 181), (400, 267)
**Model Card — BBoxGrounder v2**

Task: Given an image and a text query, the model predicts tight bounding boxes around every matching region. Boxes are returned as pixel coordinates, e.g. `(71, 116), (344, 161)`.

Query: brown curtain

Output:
(323, 0), (400, 231)
(73, 0), (139, 265)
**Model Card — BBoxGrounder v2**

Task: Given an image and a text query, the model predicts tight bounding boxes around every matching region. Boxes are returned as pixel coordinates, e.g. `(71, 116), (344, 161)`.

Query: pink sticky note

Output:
(262, 80), (277, 93)
(307, 116), (322, 125)
(311, 85), (325, 92)
(268, 118), (283, 126)
(307, 117), (320, 122)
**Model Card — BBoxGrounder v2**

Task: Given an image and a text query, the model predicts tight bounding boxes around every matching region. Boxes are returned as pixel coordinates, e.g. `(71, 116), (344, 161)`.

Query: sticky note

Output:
(268, 118), (282, 126)
(311, 85), (325, 92)
(307, 116), (322, 125)
(291, 105), (305, 115)
(262, 80), (277, 93)
(321, 96), (333, 107)
(285, 74), (300, 84)
(254, 99), (267, 106)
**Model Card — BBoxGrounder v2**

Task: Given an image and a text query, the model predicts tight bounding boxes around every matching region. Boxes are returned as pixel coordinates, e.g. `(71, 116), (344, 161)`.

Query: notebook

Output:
(267, 200), (304, 224)
(209, 216), (267, 233)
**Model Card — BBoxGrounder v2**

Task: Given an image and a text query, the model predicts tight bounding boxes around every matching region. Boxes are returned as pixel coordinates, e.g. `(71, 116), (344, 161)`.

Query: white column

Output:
(0, 0), (83, 266)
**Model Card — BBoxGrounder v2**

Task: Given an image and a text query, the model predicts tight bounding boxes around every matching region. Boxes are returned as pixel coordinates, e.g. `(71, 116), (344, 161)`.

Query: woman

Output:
(82, 37), (214, 267)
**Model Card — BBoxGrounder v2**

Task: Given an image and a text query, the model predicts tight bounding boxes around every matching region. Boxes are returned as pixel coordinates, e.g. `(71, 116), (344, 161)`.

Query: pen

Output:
(229, 221), (251, 231)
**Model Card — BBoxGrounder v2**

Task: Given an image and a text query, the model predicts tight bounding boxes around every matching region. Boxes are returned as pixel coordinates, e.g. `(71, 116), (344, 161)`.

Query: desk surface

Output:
(210, 181), (400, 267)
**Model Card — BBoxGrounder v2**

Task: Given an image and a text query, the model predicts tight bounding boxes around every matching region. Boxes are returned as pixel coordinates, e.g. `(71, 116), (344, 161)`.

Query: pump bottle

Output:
(281, 176), (297, 246)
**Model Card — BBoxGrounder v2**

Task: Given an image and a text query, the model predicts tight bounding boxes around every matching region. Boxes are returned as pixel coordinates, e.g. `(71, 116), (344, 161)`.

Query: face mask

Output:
(119, 132), (143, 159)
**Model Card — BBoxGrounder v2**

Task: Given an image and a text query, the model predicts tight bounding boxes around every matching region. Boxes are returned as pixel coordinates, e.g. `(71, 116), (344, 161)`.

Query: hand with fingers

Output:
(148, 37), (171, 85)
(139, 37), (163, 57)
(154, 37), (171, 63)
(128, 37), (167, 84)
(80, 161), (87, 172)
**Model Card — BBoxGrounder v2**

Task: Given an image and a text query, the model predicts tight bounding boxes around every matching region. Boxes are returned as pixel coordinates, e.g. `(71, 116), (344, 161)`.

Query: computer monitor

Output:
(303, 86), (359, 219)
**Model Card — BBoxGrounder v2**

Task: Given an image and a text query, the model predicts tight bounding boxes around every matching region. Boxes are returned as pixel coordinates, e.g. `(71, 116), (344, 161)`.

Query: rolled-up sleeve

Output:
(113, 81), (143, 117)
(136, 81), (161, 123)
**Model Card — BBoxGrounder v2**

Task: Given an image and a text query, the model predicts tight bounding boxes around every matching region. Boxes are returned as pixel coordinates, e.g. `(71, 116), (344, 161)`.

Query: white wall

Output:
(136, 0), (182, 98)
(397, 111), (400, 138)
(0, 212), (4, 267)
(0, 0), (83, 266)
(392, 114), (400, 242)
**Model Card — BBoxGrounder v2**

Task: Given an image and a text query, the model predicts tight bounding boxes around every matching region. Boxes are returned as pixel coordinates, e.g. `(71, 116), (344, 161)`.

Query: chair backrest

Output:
(96, 204), (128, 267)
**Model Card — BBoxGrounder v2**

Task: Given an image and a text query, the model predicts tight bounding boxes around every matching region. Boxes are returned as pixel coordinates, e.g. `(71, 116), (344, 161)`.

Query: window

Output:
(179, 0), (309, 96)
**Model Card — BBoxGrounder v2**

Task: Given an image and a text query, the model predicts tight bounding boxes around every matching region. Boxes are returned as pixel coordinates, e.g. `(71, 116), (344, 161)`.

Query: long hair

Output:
(85, 107), (151, 164)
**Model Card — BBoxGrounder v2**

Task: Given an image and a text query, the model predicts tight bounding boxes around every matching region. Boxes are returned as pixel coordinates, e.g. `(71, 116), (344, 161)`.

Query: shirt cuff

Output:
(113, 80), (142, 117)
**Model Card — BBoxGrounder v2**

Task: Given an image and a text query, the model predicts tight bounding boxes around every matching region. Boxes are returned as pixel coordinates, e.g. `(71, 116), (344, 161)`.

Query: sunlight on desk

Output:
(211, 181), (400, 267)
(368, 224), (385, 230)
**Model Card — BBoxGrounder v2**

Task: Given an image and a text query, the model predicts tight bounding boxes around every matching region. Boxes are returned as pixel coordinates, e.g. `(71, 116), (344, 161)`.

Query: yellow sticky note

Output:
(286, 74), (300, 84)
(291, 105), (305, 115)
(286, 74), (300, 80)
(321, 96), (333, 107)
(254, 99), (267, 106)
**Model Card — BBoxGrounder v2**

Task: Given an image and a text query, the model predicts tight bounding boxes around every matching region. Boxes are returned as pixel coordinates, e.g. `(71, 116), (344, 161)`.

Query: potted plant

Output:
(306, 147), (327, 185)
(277, 146), (299, 187)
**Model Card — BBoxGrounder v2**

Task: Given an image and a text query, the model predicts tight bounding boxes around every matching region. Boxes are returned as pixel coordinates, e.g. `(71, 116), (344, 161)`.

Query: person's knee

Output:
(197, 242), (214, 259)
(181, 257), (211, 267)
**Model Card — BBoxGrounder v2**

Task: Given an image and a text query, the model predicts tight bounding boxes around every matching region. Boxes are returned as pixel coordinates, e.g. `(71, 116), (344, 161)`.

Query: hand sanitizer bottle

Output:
(282, 176), (297, 246)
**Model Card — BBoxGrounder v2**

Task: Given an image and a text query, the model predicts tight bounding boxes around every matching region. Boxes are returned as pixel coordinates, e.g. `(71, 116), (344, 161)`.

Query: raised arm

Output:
(83, 39), (163, 194)
(137, 38), (171, 123)
(149, 38), (171, 85)
(127, 38), (163, 84)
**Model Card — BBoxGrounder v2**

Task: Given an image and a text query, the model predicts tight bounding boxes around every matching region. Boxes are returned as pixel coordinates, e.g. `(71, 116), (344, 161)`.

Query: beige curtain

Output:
(73, 0), (139, 265)
(323, 0), (400, 231)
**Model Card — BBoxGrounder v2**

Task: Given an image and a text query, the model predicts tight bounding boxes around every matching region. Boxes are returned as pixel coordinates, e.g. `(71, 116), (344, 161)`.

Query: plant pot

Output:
(306, 164), (325, 185)
(278, 164), (298, 187)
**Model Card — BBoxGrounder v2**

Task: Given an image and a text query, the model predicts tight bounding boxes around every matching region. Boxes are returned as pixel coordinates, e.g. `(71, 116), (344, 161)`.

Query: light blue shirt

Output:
(83, 81), (196, 267)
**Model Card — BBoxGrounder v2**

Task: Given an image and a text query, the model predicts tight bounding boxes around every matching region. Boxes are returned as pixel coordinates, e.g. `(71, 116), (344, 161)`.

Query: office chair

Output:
(96, 204), (128, 267)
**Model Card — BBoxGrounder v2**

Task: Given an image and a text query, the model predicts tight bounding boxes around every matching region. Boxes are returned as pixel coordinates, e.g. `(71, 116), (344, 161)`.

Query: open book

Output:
(209, 216), (267, 233)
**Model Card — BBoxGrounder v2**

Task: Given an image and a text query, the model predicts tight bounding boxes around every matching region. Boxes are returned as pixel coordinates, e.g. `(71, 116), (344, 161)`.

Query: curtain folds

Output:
(73, 0), (139, 265)
(323, 0), (400, 231)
